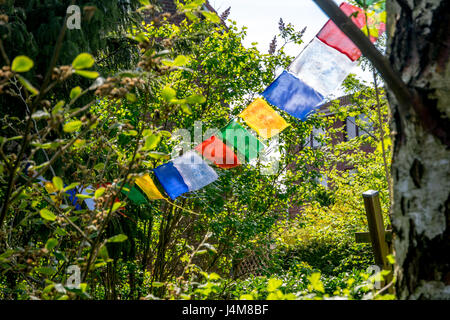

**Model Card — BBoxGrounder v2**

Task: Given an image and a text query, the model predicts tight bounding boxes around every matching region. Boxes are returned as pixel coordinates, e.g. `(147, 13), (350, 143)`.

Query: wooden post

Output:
(361, 190), (393, 289)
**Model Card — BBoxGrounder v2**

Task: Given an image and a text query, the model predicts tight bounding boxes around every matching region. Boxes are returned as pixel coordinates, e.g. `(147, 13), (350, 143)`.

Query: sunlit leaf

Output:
(161, 86), (176, 102)
(63, 182), (80, 192)
(74, 70), (99, 79)
(201, 11), (220, 24)
(45, 238), (58, 251)
(107, 234), (128, 243)
(63, 120), (82, 133)
(11, 55), (34, 73)
(72, 53), (95, 70)
(40, 209), (56, 221)
(52, 176), (63, 191)
(94, 187), (105, 199)
(17, 75), (38, 95)
(186, 94), (206, 104)
(143, 134), (161, 151)
(70, 86), (82, 100)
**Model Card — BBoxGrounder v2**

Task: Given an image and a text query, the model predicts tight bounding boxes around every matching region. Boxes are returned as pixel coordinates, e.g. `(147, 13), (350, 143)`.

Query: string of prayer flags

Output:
(172, 151), (219, 192)
(217, 120), (265, 161)
(153, 162), (189, 200)
(31, 3), (387, 208)
(261, 70), (324, 120)
(135, 174), (165, 200)
(288, 37), (357, 97)
(194, 135), (240, 169)
(317, 2), (386, 61)
(121, 183), (149, 205)
(239, 98), (289, 139)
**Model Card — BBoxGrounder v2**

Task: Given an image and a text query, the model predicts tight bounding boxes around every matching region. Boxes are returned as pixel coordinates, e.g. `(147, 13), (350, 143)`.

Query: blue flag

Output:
(262, 70), (324, 120)
(153, 162), (189, 200)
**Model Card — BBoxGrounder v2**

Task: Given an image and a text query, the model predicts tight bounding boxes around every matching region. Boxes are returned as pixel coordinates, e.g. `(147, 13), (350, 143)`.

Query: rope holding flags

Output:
(36, 2), (385, 207)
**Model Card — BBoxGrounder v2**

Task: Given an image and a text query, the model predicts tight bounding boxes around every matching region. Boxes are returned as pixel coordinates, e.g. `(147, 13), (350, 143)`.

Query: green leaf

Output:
(35, 267), (56, 276)
(52, 176), (63, 191)
(52, 100), (65, 115)
(159, 131), (171, 138)
(122, 130), (138, 136)
(147, 152), (170, 160)
(107, 234), (128, 243)
(173, 55), (189, 67)
(11, 55), (34, 73)
(139, 0), (150, 5)
(70, 86), (82, 100)
(151, 282), (165, 288)
(185, 11), (199, 22)
(72, 53), (95, 70)
(94, 187), (105, 199)
(180, 103), (192, 115)
(63, 182), (80, 192)
(240, 294), (254, 300)
(40, 209), (56, 221)
(75, 194), (92, 200)
(182, 0), (205, 10)
(17, 75), (38, 95)
(45, 238), (58, 251)
(63, 120), (82, 133)
(111, 202), (123, 212)
(201, 11), (220, 23)
(97, 244), (108, 261)
(94, 163), (104, 171)
(186, 94), (206, 104)
(74, 70), (99, 79)
(125, 93), (137, 102)
(161, 86), (176, 102)
(143, 134), (161, 151)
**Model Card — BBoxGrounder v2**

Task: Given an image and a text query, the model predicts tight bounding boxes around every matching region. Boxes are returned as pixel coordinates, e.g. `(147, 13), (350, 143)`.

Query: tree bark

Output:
(386, 0), (450, 299)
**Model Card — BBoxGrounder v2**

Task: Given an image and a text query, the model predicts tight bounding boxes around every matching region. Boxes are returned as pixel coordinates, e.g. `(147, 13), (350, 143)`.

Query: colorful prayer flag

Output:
(261, 70), (324, 120)
(317, 2), (385, 61)
(239, 98), (289, 139)
(289, 37), (357, 97)
(121, 183), (149, 204)
(135, 174), (165, 200)
(172, 151), (219, 192)
(153, 162), (189, 200)
(216, 120), (265, 162)
(195, 135), (240, 169)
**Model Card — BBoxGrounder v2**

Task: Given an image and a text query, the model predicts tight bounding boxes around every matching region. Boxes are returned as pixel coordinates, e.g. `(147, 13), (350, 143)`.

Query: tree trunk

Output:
(386, 0), (450, 299)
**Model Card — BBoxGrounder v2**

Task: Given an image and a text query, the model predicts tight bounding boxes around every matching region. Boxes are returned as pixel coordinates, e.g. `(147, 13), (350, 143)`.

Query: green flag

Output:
(217, 120), (265, 162)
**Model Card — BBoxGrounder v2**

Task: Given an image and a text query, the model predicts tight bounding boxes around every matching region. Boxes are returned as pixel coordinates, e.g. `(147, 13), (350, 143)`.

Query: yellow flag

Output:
(135, 174), (165, 200)
(239, 98), (289, 139)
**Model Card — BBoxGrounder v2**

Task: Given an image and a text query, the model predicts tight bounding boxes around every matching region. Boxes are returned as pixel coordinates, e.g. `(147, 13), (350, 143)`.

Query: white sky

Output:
(209, 0), (374, 94)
